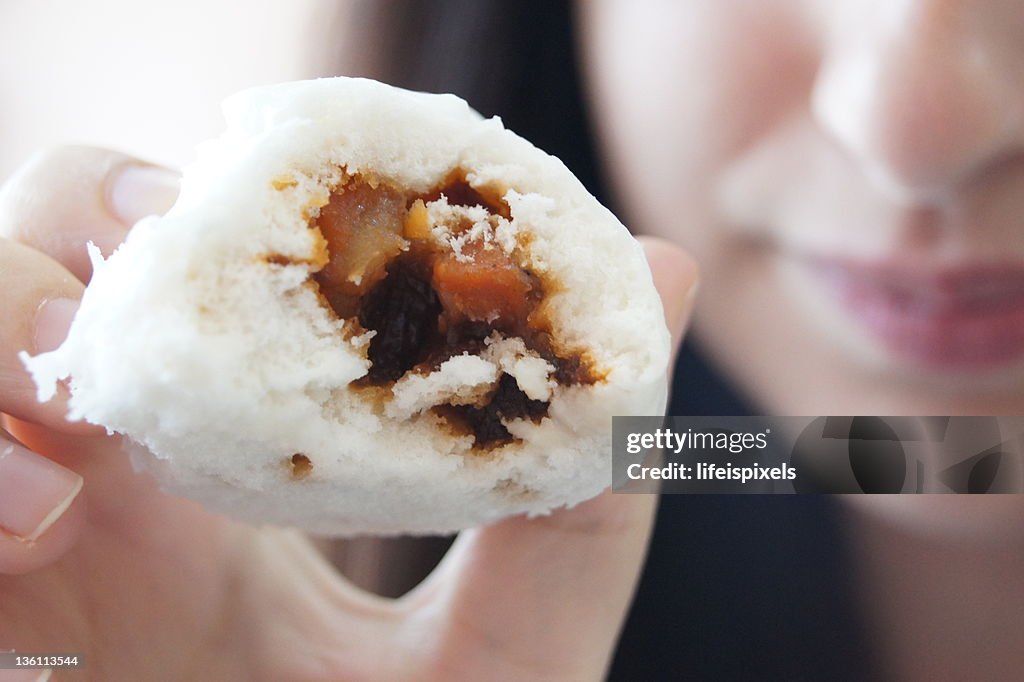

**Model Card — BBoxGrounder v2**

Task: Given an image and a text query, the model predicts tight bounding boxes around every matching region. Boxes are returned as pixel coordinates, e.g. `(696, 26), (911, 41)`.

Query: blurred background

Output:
(1, 0), (354, 178)
(4, 2), (940, 679)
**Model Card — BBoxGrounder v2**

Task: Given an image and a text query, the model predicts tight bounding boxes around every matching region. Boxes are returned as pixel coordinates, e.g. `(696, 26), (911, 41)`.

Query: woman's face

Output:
(582, 0), (1024, 417)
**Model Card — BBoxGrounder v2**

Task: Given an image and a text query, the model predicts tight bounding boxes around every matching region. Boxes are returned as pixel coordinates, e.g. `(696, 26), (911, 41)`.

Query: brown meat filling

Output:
(310, 171), (598, 448)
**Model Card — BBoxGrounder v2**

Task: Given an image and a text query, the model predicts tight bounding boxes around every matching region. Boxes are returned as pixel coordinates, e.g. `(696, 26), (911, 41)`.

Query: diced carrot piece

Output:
(431, 241), (534, 326)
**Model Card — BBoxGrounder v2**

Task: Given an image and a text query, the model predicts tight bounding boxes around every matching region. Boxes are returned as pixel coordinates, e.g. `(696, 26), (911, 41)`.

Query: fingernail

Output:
(0, 441), (82, 541)
(33, 298), (80, 354)
(106, 163), (180, 226)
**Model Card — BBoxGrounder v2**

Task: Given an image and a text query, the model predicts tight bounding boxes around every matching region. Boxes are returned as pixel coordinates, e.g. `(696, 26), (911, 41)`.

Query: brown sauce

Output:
(289, 453), (313, 479)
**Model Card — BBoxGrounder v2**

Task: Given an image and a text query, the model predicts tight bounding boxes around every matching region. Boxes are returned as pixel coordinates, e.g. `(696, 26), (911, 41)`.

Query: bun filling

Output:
(305, 170), (601, 447)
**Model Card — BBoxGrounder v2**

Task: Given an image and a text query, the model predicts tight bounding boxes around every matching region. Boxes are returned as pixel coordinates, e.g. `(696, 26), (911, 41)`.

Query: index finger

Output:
(0, 147), (178, 433)
(0, 145), (179, 283)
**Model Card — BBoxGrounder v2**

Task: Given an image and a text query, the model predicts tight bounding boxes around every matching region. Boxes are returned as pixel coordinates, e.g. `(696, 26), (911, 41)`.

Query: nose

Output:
(811, 0), (1024, 202)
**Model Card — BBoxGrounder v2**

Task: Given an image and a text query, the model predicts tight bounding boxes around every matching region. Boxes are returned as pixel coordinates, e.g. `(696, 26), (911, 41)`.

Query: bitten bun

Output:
(22, 77), (670, 535)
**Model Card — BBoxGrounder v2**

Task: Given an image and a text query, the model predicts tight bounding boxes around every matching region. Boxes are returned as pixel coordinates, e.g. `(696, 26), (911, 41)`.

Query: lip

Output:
(810, 259), (1024, 368)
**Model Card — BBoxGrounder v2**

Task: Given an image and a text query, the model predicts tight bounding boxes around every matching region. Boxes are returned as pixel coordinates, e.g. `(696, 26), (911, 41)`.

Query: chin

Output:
(842, 495), (1024, 544)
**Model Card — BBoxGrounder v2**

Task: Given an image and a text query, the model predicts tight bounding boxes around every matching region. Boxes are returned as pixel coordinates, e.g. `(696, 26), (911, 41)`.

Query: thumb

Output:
(400, 238), (698, 680)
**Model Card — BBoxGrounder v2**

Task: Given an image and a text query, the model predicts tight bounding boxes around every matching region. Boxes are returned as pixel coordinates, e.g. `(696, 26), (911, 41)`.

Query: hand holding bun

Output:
(22, 77), (670, 535)
(0, 139), (694, 681)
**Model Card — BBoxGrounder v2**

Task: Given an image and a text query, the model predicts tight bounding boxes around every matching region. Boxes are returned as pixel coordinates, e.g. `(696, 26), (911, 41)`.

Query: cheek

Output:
(844, 495), (1024, 543)
(582, 0), (816, 252)
(582, 1), (832, 413)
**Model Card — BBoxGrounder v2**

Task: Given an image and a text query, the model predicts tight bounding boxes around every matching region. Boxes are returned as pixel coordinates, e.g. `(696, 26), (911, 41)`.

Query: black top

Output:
(608, 346), (879, 681)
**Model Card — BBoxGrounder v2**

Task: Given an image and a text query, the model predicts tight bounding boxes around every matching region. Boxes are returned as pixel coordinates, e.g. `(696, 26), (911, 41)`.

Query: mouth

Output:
(810, 259), (1024, 369)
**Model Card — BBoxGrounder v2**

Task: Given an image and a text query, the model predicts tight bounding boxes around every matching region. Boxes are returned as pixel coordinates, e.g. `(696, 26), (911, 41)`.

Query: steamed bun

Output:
(22, 77), (669, 535)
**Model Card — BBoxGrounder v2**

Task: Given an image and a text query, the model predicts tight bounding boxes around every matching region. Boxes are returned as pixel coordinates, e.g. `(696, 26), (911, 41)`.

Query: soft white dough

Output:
(21, 77), (670, 535)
